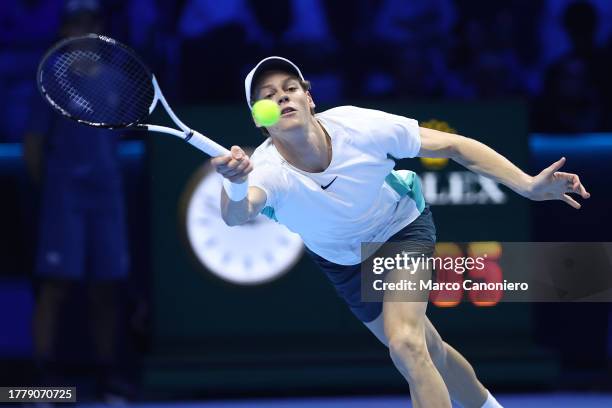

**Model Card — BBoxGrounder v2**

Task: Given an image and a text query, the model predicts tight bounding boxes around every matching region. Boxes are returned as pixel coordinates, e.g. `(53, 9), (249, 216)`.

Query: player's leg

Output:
(381, 263), (451, 408)
(365, 313), (489, 407)
(306, 248), (446, 407)
(423, 318), (490, 407)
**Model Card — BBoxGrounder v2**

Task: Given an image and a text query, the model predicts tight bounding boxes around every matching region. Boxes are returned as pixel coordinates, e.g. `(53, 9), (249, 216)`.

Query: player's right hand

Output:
(211, 145), (253, 183)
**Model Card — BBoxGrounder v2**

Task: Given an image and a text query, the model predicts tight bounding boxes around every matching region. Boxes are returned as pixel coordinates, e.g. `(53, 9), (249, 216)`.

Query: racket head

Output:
(37, 33), (155, 129)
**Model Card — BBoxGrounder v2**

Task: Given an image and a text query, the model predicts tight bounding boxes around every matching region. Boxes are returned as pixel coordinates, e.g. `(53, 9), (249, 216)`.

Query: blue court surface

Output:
(77, 393), (612, 408)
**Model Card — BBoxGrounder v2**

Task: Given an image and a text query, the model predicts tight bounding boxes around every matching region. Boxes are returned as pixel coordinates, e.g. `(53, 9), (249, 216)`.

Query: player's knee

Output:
(387, 329), (428, 368)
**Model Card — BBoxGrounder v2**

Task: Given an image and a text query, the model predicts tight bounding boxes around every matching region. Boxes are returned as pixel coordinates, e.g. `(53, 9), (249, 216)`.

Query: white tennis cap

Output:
(244, 56), (304, 107)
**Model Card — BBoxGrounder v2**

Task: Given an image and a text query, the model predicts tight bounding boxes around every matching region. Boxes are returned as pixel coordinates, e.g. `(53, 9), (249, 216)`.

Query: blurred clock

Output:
(180, 161), (303, 285)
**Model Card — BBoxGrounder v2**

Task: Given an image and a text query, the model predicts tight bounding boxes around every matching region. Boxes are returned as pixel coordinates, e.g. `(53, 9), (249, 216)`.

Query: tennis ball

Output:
(252, 99), (281, 127)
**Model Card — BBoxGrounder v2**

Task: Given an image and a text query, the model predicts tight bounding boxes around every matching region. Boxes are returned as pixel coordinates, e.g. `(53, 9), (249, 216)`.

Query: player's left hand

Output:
(528, 157), (590, 209)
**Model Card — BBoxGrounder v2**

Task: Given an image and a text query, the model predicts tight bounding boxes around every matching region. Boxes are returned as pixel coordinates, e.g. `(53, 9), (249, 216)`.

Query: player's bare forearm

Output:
(452, 136), (533, 197)
(418, 127), (590, 208)
(419, 127), (532, 197)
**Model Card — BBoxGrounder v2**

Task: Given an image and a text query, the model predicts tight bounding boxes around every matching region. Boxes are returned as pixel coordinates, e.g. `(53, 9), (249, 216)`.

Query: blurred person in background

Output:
(23, 0), (129, 400)
(0, 0), (63, 142)
(534, 0), (607, 132)
(539, 0), (612, 73)
(177, 0), (262, 102)
(250, 0), (341, 102)
(445, 2), (536, 99)
(368, 0), (456, 99)
(177, 0), (339, 104)
(321, 0), (377, 100)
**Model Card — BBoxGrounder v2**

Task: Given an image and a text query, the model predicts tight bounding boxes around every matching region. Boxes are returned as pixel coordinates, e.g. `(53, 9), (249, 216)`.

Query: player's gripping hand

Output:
(211, 145), (253, 183)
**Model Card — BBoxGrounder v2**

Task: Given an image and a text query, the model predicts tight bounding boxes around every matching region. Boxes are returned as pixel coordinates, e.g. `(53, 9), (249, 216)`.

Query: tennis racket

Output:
(36, 33), (229, 157)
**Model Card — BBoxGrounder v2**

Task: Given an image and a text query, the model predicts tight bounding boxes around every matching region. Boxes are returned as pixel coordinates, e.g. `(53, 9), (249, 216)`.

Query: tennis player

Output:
(211, 57), (590, 408)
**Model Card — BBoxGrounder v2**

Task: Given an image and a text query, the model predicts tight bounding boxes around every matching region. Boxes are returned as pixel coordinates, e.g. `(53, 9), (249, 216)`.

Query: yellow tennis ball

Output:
(252, 99), (281, 127)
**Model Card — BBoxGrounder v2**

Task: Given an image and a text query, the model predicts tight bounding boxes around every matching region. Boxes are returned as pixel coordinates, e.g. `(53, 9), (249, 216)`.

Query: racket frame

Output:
(37, 33), (230, 157)
(144, 76), (229, 156)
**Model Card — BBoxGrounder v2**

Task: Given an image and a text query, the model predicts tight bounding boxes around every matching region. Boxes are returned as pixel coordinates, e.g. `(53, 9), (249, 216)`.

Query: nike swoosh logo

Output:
(321, 176), (338, 190)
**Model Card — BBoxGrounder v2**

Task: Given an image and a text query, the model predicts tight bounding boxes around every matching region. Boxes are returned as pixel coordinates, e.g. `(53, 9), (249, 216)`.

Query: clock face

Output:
(182, 163), (303, 285)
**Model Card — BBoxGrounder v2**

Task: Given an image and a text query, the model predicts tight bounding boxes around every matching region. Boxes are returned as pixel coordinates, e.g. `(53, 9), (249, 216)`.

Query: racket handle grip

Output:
(186, 129), (230, 157)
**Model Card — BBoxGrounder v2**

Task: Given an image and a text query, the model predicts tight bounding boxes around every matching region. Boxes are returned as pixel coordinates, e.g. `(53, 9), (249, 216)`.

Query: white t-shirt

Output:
(249, 105), (426, 265)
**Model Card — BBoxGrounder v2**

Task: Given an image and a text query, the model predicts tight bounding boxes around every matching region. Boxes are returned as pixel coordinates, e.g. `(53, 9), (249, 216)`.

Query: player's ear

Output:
(307, 91), (316, 110)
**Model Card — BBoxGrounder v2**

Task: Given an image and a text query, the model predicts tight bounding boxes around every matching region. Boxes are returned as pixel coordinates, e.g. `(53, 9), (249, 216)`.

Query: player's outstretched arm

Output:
(418, 127), (590, 209)
(211, 146), (267, 225)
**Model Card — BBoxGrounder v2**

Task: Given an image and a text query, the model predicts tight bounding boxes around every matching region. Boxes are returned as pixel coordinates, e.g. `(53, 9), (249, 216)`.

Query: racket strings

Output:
(105, 46), (153, 121)
(53, 50), (99, 114)
(40, 36), (154, 127)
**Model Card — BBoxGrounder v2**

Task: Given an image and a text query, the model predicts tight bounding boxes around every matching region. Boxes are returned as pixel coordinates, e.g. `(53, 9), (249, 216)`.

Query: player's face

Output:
(254, 71), (315, 133)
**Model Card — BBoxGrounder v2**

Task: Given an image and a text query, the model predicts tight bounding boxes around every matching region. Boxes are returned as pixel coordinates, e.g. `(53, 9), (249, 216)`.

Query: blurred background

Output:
(1, 0), (612, 406)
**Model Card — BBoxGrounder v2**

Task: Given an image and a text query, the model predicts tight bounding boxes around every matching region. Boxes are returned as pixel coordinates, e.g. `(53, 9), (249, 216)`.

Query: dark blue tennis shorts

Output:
(306, 205), (437, 323)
